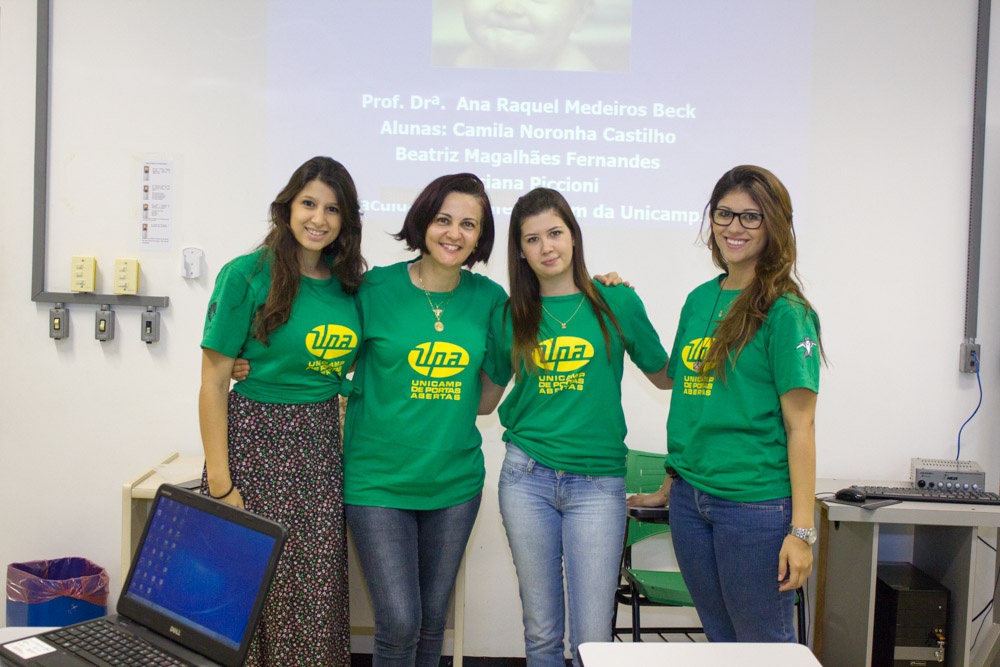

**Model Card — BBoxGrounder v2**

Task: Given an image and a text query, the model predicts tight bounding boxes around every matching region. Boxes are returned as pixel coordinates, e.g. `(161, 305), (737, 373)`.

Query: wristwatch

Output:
(788, 524), (817, 545)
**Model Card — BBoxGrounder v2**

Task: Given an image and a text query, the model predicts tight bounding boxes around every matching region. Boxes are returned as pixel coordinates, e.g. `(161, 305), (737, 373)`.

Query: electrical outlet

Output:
(95, 306), (115, 341)
(49, 304), (68, 339)
(141, 308), (160, 344)
(959, 342), (981, 373)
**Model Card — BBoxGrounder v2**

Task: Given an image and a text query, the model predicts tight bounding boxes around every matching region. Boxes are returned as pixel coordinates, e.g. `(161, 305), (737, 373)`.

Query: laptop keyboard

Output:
(46, 619), (188, 667)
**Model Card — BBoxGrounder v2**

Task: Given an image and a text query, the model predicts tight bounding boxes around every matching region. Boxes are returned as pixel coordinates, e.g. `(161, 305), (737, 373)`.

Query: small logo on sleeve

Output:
(796, 337), (818, 358)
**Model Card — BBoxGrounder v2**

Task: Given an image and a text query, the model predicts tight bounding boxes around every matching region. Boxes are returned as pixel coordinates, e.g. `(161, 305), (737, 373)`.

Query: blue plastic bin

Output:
(6, 558), (108, 627)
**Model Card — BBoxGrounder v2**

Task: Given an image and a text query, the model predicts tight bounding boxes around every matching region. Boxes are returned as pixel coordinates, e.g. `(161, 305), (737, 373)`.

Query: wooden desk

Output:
(122, 454), (468, 666)
(579, 641), (821, 666)
(814, 479), (1000, 667)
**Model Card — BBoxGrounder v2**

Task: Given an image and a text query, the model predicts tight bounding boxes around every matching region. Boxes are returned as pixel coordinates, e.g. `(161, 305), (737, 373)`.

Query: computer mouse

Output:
(835, 487), (867, 503)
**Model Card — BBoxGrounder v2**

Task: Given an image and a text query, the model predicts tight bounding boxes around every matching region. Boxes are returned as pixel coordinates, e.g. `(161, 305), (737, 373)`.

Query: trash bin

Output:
(6, 558), (109, 627)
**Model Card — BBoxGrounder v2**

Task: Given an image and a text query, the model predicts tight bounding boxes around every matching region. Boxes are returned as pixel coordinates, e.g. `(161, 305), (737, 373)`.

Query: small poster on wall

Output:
(139, 159), (173, 250)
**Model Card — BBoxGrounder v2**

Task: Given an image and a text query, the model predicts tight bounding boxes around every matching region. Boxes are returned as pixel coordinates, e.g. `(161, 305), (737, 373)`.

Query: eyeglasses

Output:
(711, 208), (764, 230)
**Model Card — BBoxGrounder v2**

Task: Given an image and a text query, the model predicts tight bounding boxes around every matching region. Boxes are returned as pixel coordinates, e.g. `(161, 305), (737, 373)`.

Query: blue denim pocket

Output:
(499, 442), (530, 488)
(742, 498), (792, 527)
(592, 475), (626, 499)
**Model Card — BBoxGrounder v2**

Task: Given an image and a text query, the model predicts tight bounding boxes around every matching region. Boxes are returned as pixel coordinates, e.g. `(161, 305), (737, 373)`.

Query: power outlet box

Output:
(113, 258), (140, 295)
(49, 305), (68, 339)
(71, 256), (96, 292)
(95, 306), (115, 341)
(141, 309), (160, 343)
(959, 342), (981, 373)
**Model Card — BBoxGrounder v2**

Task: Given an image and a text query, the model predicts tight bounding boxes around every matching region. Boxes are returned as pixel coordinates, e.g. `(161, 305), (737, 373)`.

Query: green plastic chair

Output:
(613, 448), (809, 644)
(613, 449), (702, 642)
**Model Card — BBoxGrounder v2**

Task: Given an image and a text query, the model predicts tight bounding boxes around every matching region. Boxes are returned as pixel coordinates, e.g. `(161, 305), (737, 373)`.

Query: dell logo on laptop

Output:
(169, 626), (182, 637)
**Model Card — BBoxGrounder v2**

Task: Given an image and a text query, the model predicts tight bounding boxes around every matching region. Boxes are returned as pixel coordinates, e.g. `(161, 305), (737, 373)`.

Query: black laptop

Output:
(1, 484), (286, 667)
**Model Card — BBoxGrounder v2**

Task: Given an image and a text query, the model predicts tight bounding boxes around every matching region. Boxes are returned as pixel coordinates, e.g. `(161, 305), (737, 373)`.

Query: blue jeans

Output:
(345, 495), (481, 667)
(498, 443), (625, 667)
(668, 476), (796, 642)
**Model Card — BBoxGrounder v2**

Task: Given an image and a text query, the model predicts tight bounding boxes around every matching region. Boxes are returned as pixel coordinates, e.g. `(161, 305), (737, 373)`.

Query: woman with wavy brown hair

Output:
(630, 165), (823, 643)
(199, 156), (365, 666)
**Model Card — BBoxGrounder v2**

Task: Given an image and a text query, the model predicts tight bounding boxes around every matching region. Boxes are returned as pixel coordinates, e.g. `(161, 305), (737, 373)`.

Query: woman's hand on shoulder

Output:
(593, 271), (633, 288)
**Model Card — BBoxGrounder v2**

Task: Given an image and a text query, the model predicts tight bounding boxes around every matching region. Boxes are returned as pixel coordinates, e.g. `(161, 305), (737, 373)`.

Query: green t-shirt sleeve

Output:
(615, 285), (669, 374)
(769, 297), (821, 395)
(202, 256), (262, 358)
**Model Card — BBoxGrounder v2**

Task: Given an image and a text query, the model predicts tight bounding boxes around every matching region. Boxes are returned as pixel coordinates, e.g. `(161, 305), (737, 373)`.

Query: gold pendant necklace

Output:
(541, 294), (585, 329)
(416, 261), (458, 332)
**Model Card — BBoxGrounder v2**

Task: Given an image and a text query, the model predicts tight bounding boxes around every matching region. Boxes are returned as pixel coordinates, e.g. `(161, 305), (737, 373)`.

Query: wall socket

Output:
(95, 306), (116, 341)
(141, 308), (160, 344)
(959, 342), (981, 373)
(49, 305), (68, 339)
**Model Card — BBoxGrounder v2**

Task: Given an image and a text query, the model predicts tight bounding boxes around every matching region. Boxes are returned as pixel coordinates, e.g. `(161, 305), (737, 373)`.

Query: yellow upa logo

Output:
(408, 341), (470, 378)
(681, 336), (715, 372)
(305, 325), (359, 360)
(534, 336), (594, 372)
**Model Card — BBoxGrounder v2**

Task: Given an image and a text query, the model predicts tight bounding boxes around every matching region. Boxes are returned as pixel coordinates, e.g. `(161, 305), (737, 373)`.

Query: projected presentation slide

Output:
(267, 0), (813, 229)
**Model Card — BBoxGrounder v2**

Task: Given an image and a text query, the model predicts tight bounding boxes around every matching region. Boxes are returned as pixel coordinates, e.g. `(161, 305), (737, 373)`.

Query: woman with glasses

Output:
(629, 165), (823, 642)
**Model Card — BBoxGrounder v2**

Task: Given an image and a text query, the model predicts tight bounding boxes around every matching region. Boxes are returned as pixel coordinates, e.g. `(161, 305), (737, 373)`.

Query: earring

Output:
(519, 252), (525, 259)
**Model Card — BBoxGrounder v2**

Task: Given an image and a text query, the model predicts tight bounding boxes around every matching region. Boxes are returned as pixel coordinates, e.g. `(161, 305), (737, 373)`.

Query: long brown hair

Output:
(702, 165), (823, 378)
(255, 156), (366, 344)
(506, 188), (624, 378)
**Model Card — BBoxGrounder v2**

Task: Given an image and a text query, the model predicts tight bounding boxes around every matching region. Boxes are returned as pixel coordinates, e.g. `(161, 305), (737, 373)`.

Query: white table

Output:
(579, 642), (822, 666)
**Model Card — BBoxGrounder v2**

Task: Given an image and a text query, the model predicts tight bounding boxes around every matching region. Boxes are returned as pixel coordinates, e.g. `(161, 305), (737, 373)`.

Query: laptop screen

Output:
(118, 486), (285, 665)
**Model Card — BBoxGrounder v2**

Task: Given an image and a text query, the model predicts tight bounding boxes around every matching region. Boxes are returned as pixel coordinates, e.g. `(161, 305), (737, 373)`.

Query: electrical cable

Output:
(956, 350), (983, 461)
(970, 534), (999, 650)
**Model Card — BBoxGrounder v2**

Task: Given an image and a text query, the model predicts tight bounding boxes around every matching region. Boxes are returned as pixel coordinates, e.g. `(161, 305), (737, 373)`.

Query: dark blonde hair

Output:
(255, 156), (366, 344)
(506, 188), (623, 378)
(702, 165), (823, 377)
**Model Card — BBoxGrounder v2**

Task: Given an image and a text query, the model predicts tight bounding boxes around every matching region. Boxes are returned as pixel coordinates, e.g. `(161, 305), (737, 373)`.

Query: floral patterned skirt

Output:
(202, 391), (349, 667)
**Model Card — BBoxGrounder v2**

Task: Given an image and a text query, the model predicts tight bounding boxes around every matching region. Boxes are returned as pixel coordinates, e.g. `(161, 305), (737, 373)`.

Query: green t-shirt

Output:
(343, 261), (508, 509)
(201, 248), (362, 404)
(665, 275), (821, 502)
(485, 283), (668, 477)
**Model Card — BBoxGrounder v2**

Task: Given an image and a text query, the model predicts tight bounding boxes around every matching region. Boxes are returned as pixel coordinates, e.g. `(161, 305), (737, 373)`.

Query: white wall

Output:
(1, 0), (999, 657)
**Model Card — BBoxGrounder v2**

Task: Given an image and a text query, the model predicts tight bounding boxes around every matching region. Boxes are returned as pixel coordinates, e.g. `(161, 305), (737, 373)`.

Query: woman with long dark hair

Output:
(484, 188), (669, 666)
(199, 156), (365, 666)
